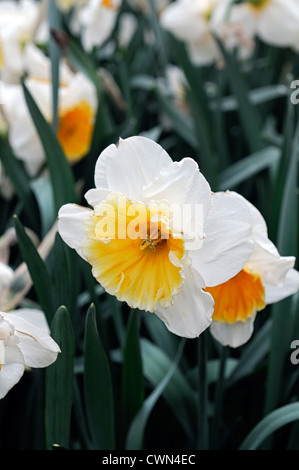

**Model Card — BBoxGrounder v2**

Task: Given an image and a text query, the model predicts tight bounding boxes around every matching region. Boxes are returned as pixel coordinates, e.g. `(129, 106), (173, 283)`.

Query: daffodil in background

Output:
(2, 43), (97, 176)
(71, 0), (122, 52)
(206, 192), (299, 348)
(0, 309), (60, 399)
(160, 0), (255, 66)
(58, 135), (254, 338)
(0, 0), (47, 84)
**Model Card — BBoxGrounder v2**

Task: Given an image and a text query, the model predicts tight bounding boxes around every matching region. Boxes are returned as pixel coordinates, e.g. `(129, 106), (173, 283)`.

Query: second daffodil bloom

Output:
(71, 0), (121, 52)
(160, 0), (255, 66)
(3, 44), (97, 176)
(206, 192), (299, 348)
(58, 136), (254, 338)
(0, 308), (60, 399)
(216, 0), (299, 50)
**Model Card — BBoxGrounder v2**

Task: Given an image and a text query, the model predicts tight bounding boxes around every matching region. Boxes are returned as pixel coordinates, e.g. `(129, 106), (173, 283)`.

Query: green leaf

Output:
(0, 135), (39, 230)
(154, 87), (198, 149)
(218, 146), (281, 190)
(264, 117), (299, 416)
(216, 39), (264, 154)
(239, 402), (299, 450)
(126, 338), (186, 450)
(227, 318), (272, 386)
(141, 338), (197, 440)
(48, 0), (62, 131)
(122, 309), (144, 438)
(45, 306), (75, 449)
(21, 80), (77, 213)
(84, 304), (115, 450)
(30, 175), (55, 236)
(13, 215), (55, 324)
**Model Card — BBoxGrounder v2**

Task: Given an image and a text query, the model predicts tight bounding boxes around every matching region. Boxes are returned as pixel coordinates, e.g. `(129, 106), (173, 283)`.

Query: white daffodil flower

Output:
(160, 0), (254, 66)
(71, 0), (121, 52)
(2, 44), (97, 176)
(206, 192), (299, 348)
(233, 0), (299, 49)
(0, 0), (46, 83)
(58, 136), (254, 338)
(0, 308), (60, 399)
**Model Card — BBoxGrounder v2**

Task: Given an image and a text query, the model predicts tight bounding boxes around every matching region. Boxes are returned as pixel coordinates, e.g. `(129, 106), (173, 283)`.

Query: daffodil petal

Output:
(257, 0), (299, 47)
(0, 357), (25, 399)
(247, 242), (296, 286)
(1, 312), (60, 354)
(210, 315), (256, 348)
(94, 136), (172, 199)
(142, 157), (212, 223)
(191, 191), (253, 287)
(84, 188), (114, 207)
(265, 268), (299, 304)
(155, 266), (214, 338)
(58, 204), (93, 260)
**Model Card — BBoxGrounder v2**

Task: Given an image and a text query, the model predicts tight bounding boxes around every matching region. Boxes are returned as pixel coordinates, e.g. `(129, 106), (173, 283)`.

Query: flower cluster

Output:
(160, 0), (299, 66)
(58, 135), (299, 347)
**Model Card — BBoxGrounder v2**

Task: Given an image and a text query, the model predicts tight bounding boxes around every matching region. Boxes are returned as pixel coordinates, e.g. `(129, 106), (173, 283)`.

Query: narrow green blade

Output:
(84, 304), (115, 450)
(45, 306), (75, 449)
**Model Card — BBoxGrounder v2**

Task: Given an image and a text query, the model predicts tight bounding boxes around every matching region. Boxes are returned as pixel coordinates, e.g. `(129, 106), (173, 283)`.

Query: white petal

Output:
(160, 0), (208, 43)
(210, 315), (256, 348)
(58, 203), (93, 259)
(258, 0), (299, 47)
(155, 266), (214, 339)
(16, 333), (59, 368)
(247, 242), (295, 286)
(191, 191), (253, 287)
(0, 360), (25, 399)
(94, 136), (172, 199)
(84, 188), (114, 207)
(9, 308), (50, 332)
(143, 157), (211, 218)
(265, 268), (299, 304)
(1, 312), (60, 354)
(0, 262), (14, 289)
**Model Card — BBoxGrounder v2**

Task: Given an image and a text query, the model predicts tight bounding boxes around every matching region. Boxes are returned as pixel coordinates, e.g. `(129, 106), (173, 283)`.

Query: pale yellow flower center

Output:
(205, 265), (266, 323)
(57, 100), (94, 163)
(247, 0), (270, 13)
(202, 0), (216, 21)
(82, 195), (185, 312)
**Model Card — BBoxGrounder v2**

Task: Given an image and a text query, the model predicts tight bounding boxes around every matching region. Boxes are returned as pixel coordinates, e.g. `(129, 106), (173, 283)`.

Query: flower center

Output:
(57, 100), (94, 163)
(247, 0), (270, 13)
(102, 0), (118, 9)
(202, 0), (216, 21)
(205, 266), (266, 323)
(82, 194), (185, 312)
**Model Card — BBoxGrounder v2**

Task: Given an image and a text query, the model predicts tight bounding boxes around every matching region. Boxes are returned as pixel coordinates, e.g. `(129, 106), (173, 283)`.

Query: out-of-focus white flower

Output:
(2, 43), (97, 176)
(160, 0), (257, 66)
(71, 0), (121, 52)
(239, 0), (299, 49)
(58, 136), (254, 338)
(0, 0), (46, 83)
(206, 192), (299, 348)
(0, 308), (60, 399)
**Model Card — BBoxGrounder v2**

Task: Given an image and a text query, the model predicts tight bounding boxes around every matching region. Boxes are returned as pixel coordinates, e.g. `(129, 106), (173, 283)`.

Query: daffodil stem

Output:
(211, 346), (228, 449)
(197, 331), (209, 450)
